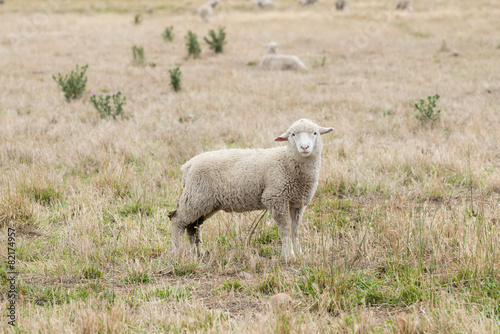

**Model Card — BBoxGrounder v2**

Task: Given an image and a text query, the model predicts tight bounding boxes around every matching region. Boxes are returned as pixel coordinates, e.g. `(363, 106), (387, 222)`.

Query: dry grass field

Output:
(1, 0), (500, 332)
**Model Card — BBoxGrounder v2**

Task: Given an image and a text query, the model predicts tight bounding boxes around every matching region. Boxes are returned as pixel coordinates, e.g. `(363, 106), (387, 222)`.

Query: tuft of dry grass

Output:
(1, 0), (500, 332)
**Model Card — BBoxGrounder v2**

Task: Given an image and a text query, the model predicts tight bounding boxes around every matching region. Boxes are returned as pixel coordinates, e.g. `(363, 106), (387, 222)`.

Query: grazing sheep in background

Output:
(298, 0), (318, 6)
(198, 0), (220, 23)
(169, 119), (334, 260)
(259, 42), (308, 71)
(335, 0), (348, 11)
(255, 0), (276, 9)
(396, 0), (413, 11)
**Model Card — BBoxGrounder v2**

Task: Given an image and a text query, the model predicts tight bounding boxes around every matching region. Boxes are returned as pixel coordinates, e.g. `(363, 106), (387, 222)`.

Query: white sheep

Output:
(198, 0), (220, 23)
(259, 42), (308, 71)
(169, 119), (334, 260)
(335, 0), (348, 11)
(396, 0), (413, 11)
(298, 0), (318, 6)
(255, 0), (276, 9)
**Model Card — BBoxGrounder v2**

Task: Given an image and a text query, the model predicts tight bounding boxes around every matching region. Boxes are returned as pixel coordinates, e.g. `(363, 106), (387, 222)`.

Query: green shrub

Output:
(185, 31), (201, 59)
(313, 56), (327, 68)
(134, 13), (142, 24)
(90, 91), (126, 120)
(52, 64), (88, 102)
(204, 26), (227, 53)
(415, 94), (441, 125)
(132, 45), (145, 65)
(162, 26), (174, 42)
(169, 67), (182, 92)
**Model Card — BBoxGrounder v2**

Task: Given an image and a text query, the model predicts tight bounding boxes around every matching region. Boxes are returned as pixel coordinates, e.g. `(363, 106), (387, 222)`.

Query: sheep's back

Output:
(259, 55), (307, 71)
(181, 148), (285, 212)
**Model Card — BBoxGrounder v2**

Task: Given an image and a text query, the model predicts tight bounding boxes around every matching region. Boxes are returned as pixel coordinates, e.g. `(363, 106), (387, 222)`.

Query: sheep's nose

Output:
(301, 145), (309, 151)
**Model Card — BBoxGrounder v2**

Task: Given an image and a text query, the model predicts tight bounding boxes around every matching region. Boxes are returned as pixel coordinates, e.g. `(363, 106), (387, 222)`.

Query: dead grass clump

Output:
(0, 191), (34, 228)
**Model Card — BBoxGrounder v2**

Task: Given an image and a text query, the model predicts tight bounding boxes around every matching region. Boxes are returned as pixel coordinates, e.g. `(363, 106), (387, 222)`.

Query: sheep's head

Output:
(265, 42), (278, 54)
(275, 119), (333, 158)
(210, 0), (220, 8)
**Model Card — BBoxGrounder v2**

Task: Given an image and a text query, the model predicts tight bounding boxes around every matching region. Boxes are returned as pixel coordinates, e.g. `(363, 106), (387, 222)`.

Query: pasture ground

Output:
(1, 0), (500, 332)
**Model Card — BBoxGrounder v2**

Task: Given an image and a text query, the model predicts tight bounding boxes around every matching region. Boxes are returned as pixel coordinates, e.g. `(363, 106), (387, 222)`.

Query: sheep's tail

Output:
(245, 209), (268, 246)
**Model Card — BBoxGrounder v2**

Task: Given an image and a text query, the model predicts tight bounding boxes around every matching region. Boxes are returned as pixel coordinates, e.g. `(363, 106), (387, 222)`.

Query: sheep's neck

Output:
(287, 149), (321, 181)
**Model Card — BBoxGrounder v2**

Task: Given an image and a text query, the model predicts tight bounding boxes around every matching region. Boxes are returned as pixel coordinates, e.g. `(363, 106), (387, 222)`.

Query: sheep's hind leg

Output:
(290, 207), (305, 257)
(186, 218), (204, 256)
(170, 210), (205, 258)
(171, 220), (186, 258)
(269, 203), (295, 261)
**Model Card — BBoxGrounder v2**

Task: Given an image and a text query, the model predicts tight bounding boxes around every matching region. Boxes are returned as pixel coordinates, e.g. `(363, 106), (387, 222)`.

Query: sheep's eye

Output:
(291, 133), (295, 137)
(314, 132), (317, 135)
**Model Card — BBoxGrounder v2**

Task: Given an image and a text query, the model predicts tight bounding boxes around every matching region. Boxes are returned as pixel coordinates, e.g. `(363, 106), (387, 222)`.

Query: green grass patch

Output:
(23, 285), (91, 306)
(125, 271), (151, 284)
(218, 279), (244, 292)
(82, 265), (103, 279)
(150, 285), (194, 301)
(173, 262), (198, 276)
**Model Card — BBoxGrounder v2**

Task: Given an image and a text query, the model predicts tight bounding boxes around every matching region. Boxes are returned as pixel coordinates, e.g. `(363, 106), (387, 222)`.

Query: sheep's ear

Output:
(319, 127), (334, 135)
(274, 131), (289, 141)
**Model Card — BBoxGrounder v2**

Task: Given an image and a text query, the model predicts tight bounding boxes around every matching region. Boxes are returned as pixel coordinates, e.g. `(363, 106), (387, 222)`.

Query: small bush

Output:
(204, 26), (227, 54)
(185, 31), (201, 59)
(52, 64), (88, 102)
(90, 91), (126, 120)
(169, 67), (182, 92)
(313, 56), (327, 68)
(415, 94), (441, 125)
(162, 26), (174, 42)
(132, 45), (145, 65)
(134, 13), (142, 24)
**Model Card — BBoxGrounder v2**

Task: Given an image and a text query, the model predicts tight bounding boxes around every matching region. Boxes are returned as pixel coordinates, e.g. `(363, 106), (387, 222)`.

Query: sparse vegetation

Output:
(90, 91), (126, 119)
(2, 1), (500, 332)
(132, 45), (145, 65)
(185, 30), (201, 58)
(134, 13), (142, 24)
(415, 94), (441, 125)
(312, 56), (327, 68)
(162, 26), (175, 42)
(204, 26), (227, 54)
(169, 66), (182, 92)
(52, 64), (88, 102)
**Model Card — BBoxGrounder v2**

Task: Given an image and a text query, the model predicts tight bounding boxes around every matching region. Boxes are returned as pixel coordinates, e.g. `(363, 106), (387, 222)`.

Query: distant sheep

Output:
(396, 0), (413, 11)
(255, 0), (276, 9)
(198, 0), (220, 23)
(169, 119), (334, 260)
(298, 0), (318, 6)
(259, 42), (308, 71)
(335, 0), (348, 11)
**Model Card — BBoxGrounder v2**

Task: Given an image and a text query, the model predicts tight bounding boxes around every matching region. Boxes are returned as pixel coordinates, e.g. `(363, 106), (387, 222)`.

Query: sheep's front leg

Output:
(270, 204), (295, 261)
(290, 207), (305, 257)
